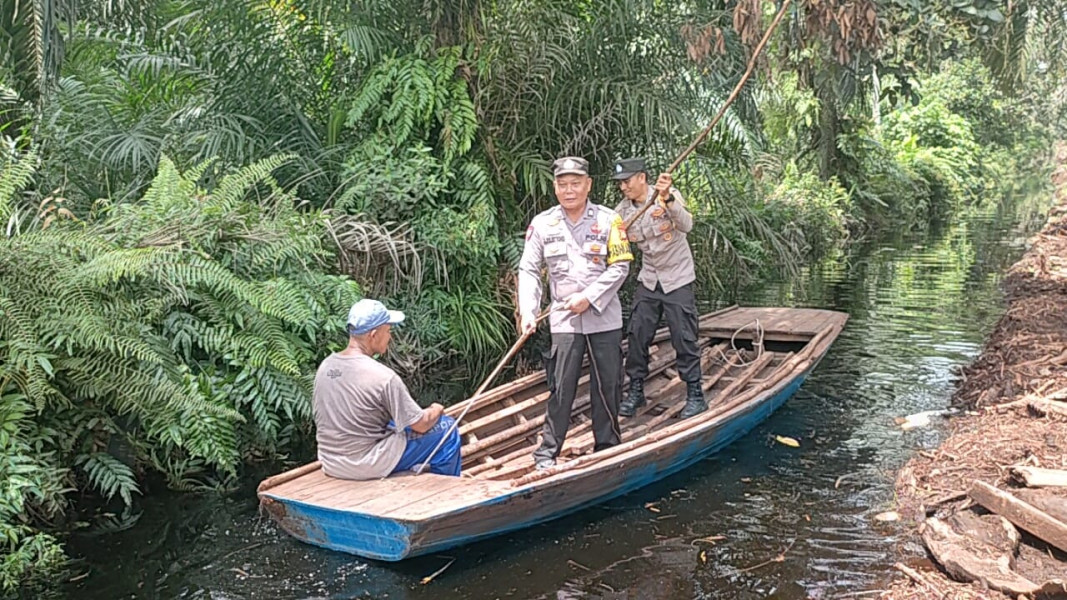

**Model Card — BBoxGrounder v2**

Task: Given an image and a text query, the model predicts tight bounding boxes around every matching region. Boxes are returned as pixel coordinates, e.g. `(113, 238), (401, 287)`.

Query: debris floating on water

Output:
(419, 558), (455, 585)
(893, 408), (957, 431)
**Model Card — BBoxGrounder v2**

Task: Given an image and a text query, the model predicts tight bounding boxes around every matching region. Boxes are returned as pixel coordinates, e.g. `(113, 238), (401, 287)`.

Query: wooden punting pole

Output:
(624, 0), (794, 229)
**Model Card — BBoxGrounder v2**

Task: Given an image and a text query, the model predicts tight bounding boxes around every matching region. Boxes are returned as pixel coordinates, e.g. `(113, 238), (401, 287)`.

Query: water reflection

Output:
(63, 186), (1049, 600)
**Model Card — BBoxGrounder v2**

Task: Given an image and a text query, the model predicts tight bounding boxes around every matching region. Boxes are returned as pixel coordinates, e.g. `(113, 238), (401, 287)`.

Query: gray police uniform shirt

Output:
(312, 353), (425, 480)
(518, 203), (632, 334)
(615, 187), (696, 294)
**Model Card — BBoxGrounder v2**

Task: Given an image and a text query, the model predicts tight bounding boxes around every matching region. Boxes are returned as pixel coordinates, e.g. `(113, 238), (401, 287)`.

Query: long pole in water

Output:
(624, 0), (793, 230)
(413, 307), (552, 475)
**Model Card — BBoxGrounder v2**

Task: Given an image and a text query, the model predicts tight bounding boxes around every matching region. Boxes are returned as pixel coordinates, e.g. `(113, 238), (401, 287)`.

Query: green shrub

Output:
(0, 153), (361, 592)
(881, 96), (991, 220)
(762, 164), (852, 258)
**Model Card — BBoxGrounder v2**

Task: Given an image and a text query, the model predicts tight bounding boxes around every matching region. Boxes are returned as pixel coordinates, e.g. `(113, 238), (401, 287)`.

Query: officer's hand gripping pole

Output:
(623, 0), (793, 231)
(413, 307), (552, 475)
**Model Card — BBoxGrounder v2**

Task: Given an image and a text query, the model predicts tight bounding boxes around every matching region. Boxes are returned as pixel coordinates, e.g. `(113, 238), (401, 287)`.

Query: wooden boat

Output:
(258, 305), (847, 561)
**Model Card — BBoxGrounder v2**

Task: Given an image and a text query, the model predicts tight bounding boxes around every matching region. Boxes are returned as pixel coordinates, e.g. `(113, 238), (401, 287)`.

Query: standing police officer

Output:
(518, 156), (633, 470)
(612, 157), (706, 419)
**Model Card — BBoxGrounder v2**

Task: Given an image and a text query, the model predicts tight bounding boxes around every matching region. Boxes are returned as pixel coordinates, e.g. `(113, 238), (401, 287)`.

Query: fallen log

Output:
(1029, 398), (1067, 419)
(1015, 488), (1067, 524)
(968, 481), (1067, 554)
(1012, 466), (1067, 489)
(920, 516), (1037, 595)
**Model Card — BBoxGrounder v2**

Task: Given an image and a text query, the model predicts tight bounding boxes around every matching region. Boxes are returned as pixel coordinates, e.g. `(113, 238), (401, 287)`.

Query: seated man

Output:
(312, 299), (461, 480)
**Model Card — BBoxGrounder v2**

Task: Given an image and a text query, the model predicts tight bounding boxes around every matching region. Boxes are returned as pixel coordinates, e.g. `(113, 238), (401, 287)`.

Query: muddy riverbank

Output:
(884, 149), (1067, 599)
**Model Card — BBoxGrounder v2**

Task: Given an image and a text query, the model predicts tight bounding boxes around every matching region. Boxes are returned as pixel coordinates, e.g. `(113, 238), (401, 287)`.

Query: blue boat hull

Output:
(262, 367), (811, 561)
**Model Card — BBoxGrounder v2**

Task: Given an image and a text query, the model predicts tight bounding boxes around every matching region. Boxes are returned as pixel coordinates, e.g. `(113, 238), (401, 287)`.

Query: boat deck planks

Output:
(258, 306), (848, 559)
(702, 306), (839, 340)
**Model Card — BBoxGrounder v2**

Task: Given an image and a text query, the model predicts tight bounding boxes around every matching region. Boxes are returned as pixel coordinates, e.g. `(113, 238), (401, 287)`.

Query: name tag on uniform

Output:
(545, 242), (567, 258)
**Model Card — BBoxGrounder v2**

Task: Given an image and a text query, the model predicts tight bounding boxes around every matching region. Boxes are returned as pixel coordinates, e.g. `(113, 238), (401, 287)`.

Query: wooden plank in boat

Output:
(393, 365), (799, 520)
(481, 374), (684, 481)
(703, 307), (836, 340)
(383, 478), (517, 520)
(449, 309), (740, 426)
(779, 311), (833, 336)
(266, 468), (338, 500)
(297, 473), (451, 512)
(268, 474), (355, 503)
(326, 474), (472, 514)
(265, 470), (430, 510)
(306, 471), (445, 506)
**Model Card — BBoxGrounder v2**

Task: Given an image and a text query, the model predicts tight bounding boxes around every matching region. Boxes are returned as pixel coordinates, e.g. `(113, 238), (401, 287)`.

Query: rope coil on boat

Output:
(716, 319), (764, 366)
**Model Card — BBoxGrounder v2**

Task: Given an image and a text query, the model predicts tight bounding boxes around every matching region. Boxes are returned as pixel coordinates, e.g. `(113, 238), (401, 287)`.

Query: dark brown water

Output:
(61, 188), (1049, 600)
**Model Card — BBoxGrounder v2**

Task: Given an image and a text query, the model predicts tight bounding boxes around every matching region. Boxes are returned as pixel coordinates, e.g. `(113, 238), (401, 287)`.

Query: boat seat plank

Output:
(299, 471), (437, 506)
(265, 470), (429, 509)
(382, 478), (516, 520)
(332, 475), (474, 514)
(704, 307), (837, 339)
(297, 473), (459, 512)
(267, 468), (339, 500)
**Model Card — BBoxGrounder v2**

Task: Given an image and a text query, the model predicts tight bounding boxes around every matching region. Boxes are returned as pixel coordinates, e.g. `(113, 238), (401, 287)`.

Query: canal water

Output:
(62, 185), (1049, 600)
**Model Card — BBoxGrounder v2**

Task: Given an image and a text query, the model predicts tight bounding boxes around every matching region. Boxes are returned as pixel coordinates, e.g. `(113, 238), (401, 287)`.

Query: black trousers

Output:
(625, 283), (702, 383)
(533, 330), (623, 462)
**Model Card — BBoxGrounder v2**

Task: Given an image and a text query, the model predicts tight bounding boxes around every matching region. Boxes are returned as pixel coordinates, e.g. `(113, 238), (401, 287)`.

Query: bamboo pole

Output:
(624, 0), (794, 230)
(414, 307), (551, 474)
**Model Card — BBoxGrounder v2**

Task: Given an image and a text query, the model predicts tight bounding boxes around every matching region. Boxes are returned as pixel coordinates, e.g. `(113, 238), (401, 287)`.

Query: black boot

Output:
(619, 378), (646, 417)
(679, 380), (707, 419)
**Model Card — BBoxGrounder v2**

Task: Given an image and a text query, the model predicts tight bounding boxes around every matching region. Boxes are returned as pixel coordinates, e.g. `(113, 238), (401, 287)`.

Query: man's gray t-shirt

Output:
(312, 353), (425, 480)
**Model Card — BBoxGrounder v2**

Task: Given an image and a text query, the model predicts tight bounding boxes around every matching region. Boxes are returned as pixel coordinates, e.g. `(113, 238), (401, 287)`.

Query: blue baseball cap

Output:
(346, 299), (405, 335)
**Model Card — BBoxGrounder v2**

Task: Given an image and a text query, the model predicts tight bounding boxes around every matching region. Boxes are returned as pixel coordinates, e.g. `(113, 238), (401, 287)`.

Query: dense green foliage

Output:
(1, 0), (1066, 594)
(0, 154), (362, 593)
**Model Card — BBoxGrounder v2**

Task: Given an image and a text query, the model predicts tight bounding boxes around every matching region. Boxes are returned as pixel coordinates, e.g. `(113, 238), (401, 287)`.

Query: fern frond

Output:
(76, 453), (139, 506)
(0, 150), (37, 229)
(210, 154), (295, 214)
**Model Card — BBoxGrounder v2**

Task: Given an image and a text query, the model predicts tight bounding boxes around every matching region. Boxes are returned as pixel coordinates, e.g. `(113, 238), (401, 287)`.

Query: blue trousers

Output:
(392, 415), (462, 476)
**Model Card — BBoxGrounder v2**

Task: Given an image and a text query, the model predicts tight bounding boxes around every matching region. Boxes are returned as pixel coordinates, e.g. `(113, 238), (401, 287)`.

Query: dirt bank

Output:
(881, 148), (1067, 599)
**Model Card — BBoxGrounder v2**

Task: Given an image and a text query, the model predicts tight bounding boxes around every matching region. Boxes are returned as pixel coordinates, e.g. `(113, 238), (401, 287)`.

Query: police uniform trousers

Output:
(533, 330), (623, 462)
(625, 283), (701, 384)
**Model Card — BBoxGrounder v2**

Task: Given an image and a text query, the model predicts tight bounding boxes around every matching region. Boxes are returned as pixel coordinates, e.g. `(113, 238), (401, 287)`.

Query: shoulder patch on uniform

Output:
(525, 225), (534, 241)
